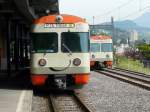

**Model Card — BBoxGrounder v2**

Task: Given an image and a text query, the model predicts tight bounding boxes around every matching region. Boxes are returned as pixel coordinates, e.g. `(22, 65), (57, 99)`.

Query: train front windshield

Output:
(90, 43), (100, 52)
(101, 43), (112, 52)
(61, 32), (89, 53)
(31, 33), (58, 53)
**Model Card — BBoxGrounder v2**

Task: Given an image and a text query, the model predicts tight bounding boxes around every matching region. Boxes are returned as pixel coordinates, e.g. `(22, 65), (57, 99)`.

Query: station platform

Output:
(0, 89), (33, 112)
(0, 68), (32, 112)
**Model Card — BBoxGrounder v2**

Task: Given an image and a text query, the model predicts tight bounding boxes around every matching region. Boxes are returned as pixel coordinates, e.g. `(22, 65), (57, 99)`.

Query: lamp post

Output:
(127, 56), (129, 70)
(93, 16), (95, 25)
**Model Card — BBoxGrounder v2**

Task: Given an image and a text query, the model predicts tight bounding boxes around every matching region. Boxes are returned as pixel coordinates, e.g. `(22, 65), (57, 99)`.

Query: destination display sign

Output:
(44, 23), (75, 28)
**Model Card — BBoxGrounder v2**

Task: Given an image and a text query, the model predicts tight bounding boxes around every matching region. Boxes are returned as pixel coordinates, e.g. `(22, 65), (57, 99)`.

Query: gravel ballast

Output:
(79, 71), (150, 112)
(32, 95), (49, 112)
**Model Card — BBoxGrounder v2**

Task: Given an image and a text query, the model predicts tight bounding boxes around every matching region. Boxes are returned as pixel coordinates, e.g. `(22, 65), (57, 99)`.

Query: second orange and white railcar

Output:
(90, 35), (113, 69)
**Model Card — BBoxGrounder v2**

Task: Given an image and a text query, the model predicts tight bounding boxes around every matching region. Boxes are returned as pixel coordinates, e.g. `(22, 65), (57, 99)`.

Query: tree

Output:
(137, 44), (150, 60)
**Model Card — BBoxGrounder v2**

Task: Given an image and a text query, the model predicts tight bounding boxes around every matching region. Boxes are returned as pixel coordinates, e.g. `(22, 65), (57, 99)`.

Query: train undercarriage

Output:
(90, 61), (113, 70)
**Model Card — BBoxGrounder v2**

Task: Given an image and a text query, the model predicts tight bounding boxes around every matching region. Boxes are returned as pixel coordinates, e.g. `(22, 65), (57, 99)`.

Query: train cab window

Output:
(101, 43), (112, 52)
(61, 32), (89, 53)
(31, 33), (58, 53)
(90, 43), (100, 52)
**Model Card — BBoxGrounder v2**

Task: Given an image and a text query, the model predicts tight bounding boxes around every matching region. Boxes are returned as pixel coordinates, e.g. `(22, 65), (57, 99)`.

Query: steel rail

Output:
(73, 91), (95, 112)
(113, 67), (150, 77)
(103, 68), (150, 84)
(48, 92), (95, 112)
(48, 94), (60, 112)
(96, 70), (150, 90)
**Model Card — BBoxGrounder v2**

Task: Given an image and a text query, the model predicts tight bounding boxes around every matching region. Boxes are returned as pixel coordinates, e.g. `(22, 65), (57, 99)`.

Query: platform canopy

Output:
(0, 0), (59, 23)
(14, 0), (59, 21)
(0, 0), (59, 75)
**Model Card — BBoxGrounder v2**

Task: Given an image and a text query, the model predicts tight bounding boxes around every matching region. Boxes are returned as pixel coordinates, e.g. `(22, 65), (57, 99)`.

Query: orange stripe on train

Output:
(91, 35), (112, 40)
(33, 14), (86, 24)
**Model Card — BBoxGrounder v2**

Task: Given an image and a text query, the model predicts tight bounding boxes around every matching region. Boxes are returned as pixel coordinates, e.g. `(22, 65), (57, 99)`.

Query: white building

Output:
(130, 30), (138, 43)
(115, 44), (129, 55)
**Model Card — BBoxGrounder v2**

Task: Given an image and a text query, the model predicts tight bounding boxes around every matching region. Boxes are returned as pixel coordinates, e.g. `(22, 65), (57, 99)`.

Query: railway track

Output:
(48, 91), (95, 112)
(96, 69), (150, 90)
(113, 67), (150, 77)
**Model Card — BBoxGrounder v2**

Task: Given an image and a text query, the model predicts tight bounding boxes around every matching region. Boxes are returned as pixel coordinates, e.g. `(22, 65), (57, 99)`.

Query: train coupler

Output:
(54, 75), (66, 89)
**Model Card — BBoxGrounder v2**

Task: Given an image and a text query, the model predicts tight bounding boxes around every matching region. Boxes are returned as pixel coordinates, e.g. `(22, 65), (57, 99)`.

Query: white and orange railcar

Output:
(90, 35), (113, 69)
(30, 14), (90, 89)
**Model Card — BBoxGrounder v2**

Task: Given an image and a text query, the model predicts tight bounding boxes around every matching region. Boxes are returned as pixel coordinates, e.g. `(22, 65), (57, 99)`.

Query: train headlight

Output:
(73, 58), (81, 66)
(39, 59), (47, 66)
(56, 15), (63, 23)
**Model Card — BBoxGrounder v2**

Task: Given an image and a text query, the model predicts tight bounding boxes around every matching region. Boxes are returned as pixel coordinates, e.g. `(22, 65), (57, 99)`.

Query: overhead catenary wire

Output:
(120, 5), (150, 20)
(93, 0), (150, 23)
(93, 0), (136, 23)
(95, 0), (135, 19)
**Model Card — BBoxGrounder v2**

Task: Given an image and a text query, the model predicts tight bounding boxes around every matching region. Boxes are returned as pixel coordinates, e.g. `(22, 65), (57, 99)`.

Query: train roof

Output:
(91, 35), (112, 40)
(33, 14), (87, 24)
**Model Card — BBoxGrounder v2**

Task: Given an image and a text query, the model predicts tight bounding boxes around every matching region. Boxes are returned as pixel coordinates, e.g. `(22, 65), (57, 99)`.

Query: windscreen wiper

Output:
(62, 43), (72, 56)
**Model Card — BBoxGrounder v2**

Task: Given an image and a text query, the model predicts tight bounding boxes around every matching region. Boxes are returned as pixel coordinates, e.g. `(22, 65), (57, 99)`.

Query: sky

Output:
(59, 0), (150, 24)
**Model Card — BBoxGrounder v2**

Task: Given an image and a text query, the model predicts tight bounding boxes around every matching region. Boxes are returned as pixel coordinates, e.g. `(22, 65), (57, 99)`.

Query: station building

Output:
(0, 0), (59, 76)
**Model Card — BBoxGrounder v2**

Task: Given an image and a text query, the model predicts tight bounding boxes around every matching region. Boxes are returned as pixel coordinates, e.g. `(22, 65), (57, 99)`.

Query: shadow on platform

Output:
(0, 69), (32, 90)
